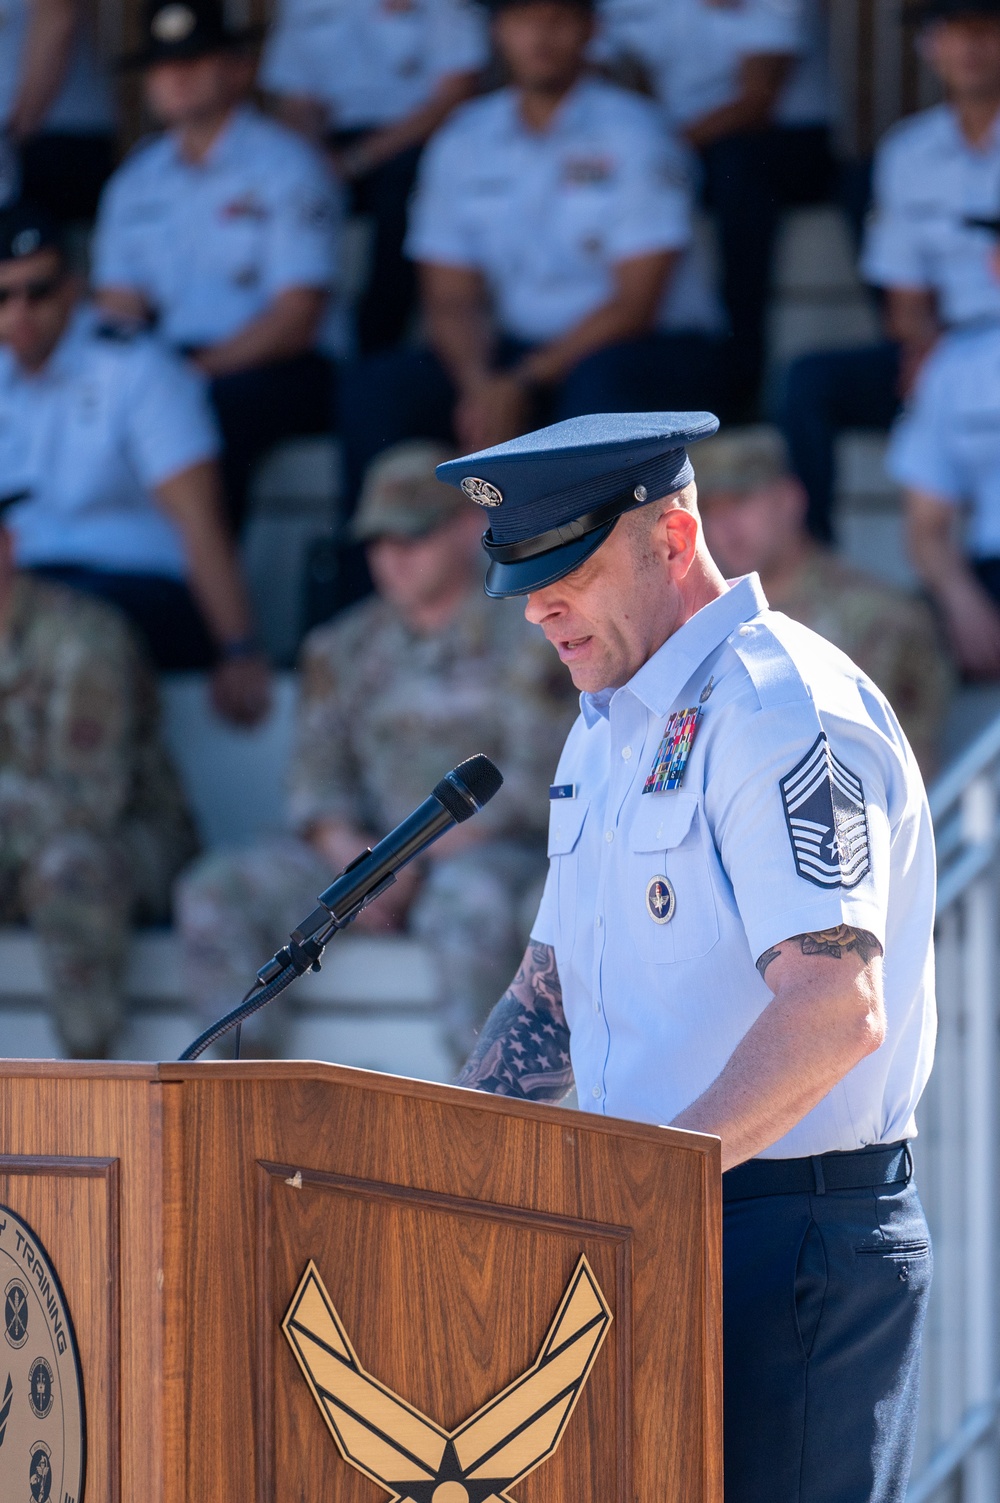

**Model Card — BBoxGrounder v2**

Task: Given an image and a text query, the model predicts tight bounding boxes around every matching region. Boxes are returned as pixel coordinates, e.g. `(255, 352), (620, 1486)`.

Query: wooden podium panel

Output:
(0, 1062), (722, 1503)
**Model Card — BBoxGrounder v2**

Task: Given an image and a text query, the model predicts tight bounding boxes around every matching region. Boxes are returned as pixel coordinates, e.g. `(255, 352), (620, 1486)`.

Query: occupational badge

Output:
(646, 875), (676, 925)
(780, 733), (870, 889)
(461, 476), (503, 508)
(0, 1207), (85, 1503)
(643, 707), (701, 794)
(284, 1254), (612, 1503)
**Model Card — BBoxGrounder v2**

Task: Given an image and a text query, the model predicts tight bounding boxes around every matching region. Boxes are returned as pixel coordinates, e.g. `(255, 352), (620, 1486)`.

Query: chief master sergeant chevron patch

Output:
(780, 733), (871, 889)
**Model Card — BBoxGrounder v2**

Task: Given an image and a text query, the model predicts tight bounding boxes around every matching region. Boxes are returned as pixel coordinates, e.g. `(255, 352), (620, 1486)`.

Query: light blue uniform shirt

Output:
(532, 575), (936, 1157)
(887, 324), (1000, 558)
(594, 0), (824, 130)
(407, 77), (724, 343)
(862, 105), (1000, 328)
(1, 305), (219, 579)
(260, 0), (488, 129)
(93, 106), (341, 350)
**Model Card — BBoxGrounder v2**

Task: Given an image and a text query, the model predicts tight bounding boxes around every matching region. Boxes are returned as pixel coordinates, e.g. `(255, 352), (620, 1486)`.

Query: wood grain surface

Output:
(0, 1061), (723, 1503)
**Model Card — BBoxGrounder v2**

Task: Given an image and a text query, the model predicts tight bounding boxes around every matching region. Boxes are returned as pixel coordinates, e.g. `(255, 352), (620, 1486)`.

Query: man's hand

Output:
(455, 940), (573, 1102)
(454, 372), (532, 452)
(906, 487), (1000, 679)
(940, 577), (1000, 678)
(672, 925), (885, 1170)
(210, 653), (272, 726)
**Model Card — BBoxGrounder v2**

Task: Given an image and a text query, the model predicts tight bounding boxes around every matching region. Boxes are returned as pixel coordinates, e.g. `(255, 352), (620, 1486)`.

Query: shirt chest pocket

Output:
(626, 793), (719, 964)
(547, 798), (589, 950)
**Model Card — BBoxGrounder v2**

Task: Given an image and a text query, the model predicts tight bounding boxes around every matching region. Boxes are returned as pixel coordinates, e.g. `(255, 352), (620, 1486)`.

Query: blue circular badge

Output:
(646, 875), (676, 925)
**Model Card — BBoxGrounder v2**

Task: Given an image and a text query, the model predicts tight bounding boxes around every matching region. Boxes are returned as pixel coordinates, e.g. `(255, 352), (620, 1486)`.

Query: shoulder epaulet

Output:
(727, 619), (813, 710)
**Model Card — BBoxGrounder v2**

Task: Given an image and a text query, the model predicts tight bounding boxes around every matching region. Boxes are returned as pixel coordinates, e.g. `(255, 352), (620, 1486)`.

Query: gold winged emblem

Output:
(282, 1254), (612, 1503)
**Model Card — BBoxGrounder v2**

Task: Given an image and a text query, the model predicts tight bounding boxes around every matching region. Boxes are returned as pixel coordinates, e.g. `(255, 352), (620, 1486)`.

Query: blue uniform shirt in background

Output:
(531, 574), (937, 1157)
(1, 306), (219, 579)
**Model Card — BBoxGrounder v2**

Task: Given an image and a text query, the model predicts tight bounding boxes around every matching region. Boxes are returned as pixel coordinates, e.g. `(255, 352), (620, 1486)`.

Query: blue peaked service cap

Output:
(436, 411), (720, 597)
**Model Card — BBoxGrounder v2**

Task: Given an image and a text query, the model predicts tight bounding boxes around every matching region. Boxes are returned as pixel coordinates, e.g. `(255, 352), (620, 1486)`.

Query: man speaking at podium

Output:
(444, 413), (936, 1503)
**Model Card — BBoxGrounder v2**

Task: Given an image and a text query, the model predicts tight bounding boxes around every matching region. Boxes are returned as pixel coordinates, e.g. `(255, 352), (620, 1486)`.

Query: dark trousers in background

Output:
(27, 565), (216, 670)
(207, 350), (335, 532)
(20, 131), (115, 223)
(701, 124), (835, 416)
(778, 341), (901, 542)
(723, 1161), (931, 1503)
(331, 132), (423, 355)
(336, 330), (726, 609)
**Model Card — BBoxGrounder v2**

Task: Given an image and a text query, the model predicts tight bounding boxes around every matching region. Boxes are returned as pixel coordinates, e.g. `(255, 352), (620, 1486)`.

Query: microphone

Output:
(178, 754), (503, 1061)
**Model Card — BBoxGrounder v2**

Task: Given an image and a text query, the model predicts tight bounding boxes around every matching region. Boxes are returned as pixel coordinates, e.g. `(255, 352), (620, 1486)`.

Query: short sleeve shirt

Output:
(594, 0), (810, 129)
(406, 77), (724, 342)
(92, 106), (341, 349)
(886, 324), (1000, 557)
(862, 105), (1000, 328)
(531, 574), (937, 1157)
(1, 305), (219, 579)
(260, 0), (488, 129)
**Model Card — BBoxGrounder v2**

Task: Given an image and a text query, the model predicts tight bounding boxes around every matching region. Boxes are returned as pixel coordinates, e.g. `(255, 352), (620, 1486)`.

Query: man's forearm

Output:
(425, 302), (495, 393)
(195, 288), (326, 377)
(456, 940), (573, 1102)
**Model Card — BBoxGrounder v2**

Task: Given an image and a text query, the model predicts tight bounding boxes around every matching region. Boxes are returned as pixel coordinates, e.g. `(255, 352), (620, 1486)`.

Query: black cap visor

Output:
(484, 518), (616, 597)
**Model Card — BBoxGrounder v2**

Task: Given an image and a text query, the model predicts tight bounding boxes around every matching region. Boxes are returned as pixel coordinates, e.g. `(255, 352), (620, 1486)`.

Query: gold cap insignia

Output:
(461, 476), (503, 508)
(151, 3), (197, 40)
(283, 1254), (612, 1502)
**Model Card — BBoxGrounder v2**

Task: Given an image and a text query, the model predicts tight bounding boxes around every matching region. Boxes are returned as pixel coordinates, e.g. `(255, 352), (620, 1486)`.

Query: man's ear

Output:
(650, 503), (699, 579)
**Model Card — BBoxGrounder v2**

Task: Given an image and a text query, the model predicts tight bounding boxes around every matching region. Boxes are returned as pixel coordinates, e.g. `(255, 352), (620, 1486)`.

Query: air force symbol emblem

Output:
(283, 1255), (612, 1503)
(780, 733), (870, 889)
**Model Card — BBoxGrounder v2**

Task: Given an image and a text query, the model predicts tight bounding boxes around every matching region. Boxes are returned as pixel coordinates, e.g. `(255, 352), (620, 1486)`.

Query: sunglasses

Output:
(0, 274), (64, 308)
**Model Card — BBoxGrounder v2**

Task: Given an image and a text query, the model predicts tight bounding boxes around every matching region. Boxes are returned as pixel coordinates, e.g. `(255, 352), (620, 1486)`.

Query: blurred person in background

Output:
(93, 0), (341, 530)
(0, 201), (270, 725)
(699, 426), (953, 775)
(0, 491), (198, 1059)
(596, 0), (832, 416)
(177, 441), (577, 1058)
(0, 0), (115, 221)
(261, 0), (487, 355)
(781, 0), (1000, 542)
(340, 0), (724, 546)
(886, 323), (1000, 685)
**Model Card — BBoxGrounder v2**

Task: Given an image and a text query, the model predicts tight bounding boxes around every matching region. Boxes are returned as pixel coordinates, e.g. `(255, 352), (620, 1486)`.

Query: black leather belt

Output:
(722, 1141), (912, 1202)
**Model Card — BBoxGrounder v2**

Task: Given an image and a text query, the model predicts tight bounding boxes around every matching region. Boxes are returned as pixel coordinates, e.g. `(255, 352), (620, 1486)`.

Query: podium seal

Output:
(0, 1206), (85, 1503)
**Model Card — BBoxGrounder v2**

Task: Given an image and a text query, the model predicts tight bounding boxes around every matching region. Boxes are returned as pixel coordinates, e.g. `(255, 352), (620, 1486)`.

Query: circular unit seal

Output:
(0, 1206), (85, 1503)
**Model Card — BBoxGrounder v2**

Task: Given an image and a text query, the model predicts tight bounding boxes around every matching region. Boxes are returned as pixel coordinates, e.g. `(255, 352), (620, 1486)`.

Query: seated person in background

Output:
(0, 202), (270, 725)
(699, 425), (953, 775)
(177, 441), (577, 1058)
(93, 0), (341, 531)
(261, 0), (487, 355)
(887, 324), (1000, 683)
(0, 492), (199, 1059)
(340, 0), (724, 517)
(781, 0), (1000, 542)
(0, 0), (116, 221)
(596, 0), (831, 416)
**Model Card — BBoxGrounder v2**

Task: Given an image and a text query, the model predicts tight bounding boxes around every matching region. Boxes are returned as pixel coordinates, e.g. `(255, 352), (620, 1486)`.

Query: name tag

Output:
(549, 784), (577, 800)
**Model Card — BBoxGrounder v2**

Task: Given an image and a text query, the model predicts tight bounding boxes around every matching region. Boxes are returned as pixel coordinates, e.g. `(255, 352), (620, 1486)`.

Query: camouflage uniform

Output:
(177, 588), (576, 1058)
(768, 549), (954, 777)
(0, 577), (198, 1056)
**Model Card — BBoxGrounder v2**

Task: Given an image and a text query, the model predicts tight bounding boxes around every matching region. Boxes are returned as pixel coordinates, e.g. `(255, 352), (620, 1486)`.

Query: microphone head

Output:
(433, 754), (503, 822)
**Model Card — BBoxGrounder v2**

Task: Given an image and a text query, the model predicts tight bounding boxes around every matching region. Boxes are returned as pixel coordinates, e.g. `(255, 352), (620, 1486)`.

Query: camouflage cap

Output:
(351, 442), (465, 542)
(692, 425), (791, 499)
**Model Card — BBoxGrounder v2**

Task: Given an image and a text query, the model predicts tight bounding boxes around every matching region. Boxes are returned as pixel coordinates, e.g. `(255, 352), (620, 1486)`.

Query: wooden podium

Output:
(0, 1061), (722, 1502)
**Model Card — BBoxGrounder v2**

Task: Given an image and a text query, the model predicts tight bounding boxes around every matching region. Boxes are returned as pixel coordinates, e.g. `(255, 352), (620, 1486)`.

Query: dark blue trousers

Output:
(723, 1172), (931, 1503)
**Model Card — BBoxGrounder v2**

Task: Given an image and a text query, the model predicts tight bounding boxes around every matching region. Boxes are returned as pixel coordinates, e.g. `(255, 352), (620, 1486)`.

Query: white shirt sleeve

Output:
(125, 341), (221, 489)
(703, 695), (892, 964)
(604, 117), (694, 262)
(92, 165), (145, 292)
(405, 120), (476, 266)
(885, 351), (965, 503)
(264, 146), (341, 294)
(861, 132), (930, 290)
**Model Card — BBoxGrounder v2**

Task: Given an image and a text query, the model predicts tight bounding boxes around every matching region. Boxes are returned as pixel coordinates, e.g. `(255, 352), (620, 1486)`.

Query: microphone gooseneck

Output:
(178, 754), (503, 1062)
